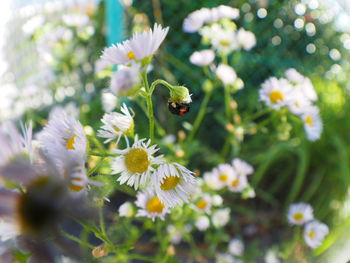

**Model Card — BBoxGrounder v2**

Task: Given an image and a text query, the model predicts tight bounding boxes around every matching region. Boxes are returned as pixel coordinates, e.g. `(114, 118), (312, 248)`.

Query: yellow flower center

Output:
(220, 40), (231, 47)
(124, 148), (150, 173)
(305, 115), (313, 126)
(160, 176), (180, 191)
(70, 177), (84, 192)
(308, 229), (315, 239)
(66, 135), (76, 150)
(293, 212), (304, 221)
(126, 51), (136, 60)
(231, 178), (239, 187)
(146, 197), (164, 213)
(219, 174), (228, 182)
(196, 200), (207, 210)
(269, 90), (284, 104)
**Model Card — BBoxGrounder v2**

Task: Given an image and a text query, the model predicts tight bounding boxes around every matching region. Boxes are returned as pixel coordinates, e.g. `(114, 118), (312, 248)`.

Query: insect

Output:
(168, 100), (190, 116)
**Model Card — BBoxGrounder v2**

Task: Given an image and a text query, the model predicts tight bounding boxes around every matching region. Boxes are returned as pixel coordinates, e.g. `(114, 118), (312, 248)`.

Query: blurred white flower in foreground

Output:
(118, 201), (134, 218)
(237, 28), (256, 50)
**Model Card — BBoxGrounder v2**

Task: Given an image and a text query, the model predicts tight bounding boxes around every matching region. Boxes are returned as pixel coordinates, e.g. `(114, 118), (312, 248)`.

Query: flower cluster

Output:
(204, 158), (254, 197)
(259, 68), (322, 141)
(287, 203), (329, 248)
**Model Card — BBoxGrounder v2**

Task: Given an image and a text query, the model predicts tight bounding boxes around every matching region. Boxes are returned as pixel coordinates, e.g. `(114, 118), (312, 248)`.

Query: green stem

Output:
(150, 79), (174, 94)
(60, 230), (95, 249)
(128, 253), (154, 262)
(142, 71), (155, 141)
(224, 84), (231, 121)
(187, 89), (213, 142)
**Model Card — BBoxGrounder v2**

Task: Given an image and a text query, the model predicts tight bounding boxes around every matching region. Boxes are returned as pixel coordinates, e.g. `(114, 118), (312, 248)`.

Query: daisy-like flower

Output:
(287, 203), (314, 225)
(182, 8), (211, 33)
(211, 194), (224, 207)
(135, 189), (170, 221)
(301, 106), (323, 141)
(211, 30), (239, 55)
(285, 68), (317, 101)
(98, 103), (134, 144)
(303, 220), (329, 249)
(212, 208), (231, 228)
(228, 238), (244, 256)
(287, 88), (312, 115)
(259, 77), (293, 109)
(189, 49), (215, 66)
(212, 163), (236, 189)
(153, 162), (196, 208)
(213, 5), (240, 21)
(110, 63), (141, 97)
(111, 136), (164, 189)
(0, 121), (33, 166)
(232, 158), (254, 177)
(101, 23), (169, 66)
(228, 174), (248, 193)
(192, 194), (212, 214)
(118, 201), (134, 218)
(39, 109), (91, 194)
(195, 216), (210, 231)
(203, 171), (222, 190)
(216, 64), (237, 85)
(237, 28), (256, 51)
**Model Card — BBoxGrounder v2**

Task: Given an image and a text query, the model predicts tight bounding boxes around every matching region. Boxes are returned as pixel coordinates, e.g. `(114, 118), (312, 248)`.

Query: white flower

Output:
(232, 158), (254, 177)
(285, 69), (317, 101)
(192, 194), (212, 213)
(190, 49), (215, 66)
(264, 249), (280, 263)
(228, 238), (244, 256)
(0, 220), (19, 242)
(101, 91), (117, 112)
(166, 225), (183, 244)
(153, 162), (196, 208)
(39, 110), (91, 194)
(259, 77), (293, 109)
(216, 253), (238, 263)
(101, 23), (169, 65)
(110, 63), (141, 97)
(212, 163), (236, 189)
(62, 13), (89, 27)
(228, 174), (248, 193)
(22, 15), (45, 35)
(211, 194), (224, 207)
(212, 208), (230, 228)
(135, 189), (170, 221)
(286, 88), (312, 115)
(195, 216), (210, 231)
(211, 30), (239, 55)
(216, 64), (237, 85)
(118, 201), (134, 217)
(0, 121), (33, 166)
(214, 5), (240, 21)
(237, 28), (256, 50)
(287, 203), (314, 225)
(111, 136), (164, 189)
(204, 171), (222, 190)
(182, 8), (211, 33)
(301, 106), (323, 141)
(303, 220), (329, 249)
(285, 68), (305, 83)
(97, 103), (134, 144)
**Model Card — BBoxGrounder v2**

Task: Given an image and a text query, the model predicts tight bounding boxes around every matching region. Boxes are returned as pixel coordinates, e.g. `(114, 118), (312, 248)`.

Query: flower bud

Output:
(202, 80), (214, 93)
(169, 86), (192, 104)
(92, 244), (109, 258)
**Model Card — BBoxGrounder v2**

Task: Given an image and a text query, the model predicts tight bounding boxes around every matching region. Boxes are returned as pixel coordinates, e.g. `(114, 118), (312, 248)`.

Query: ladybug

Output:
(168, 100), (190, 116)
